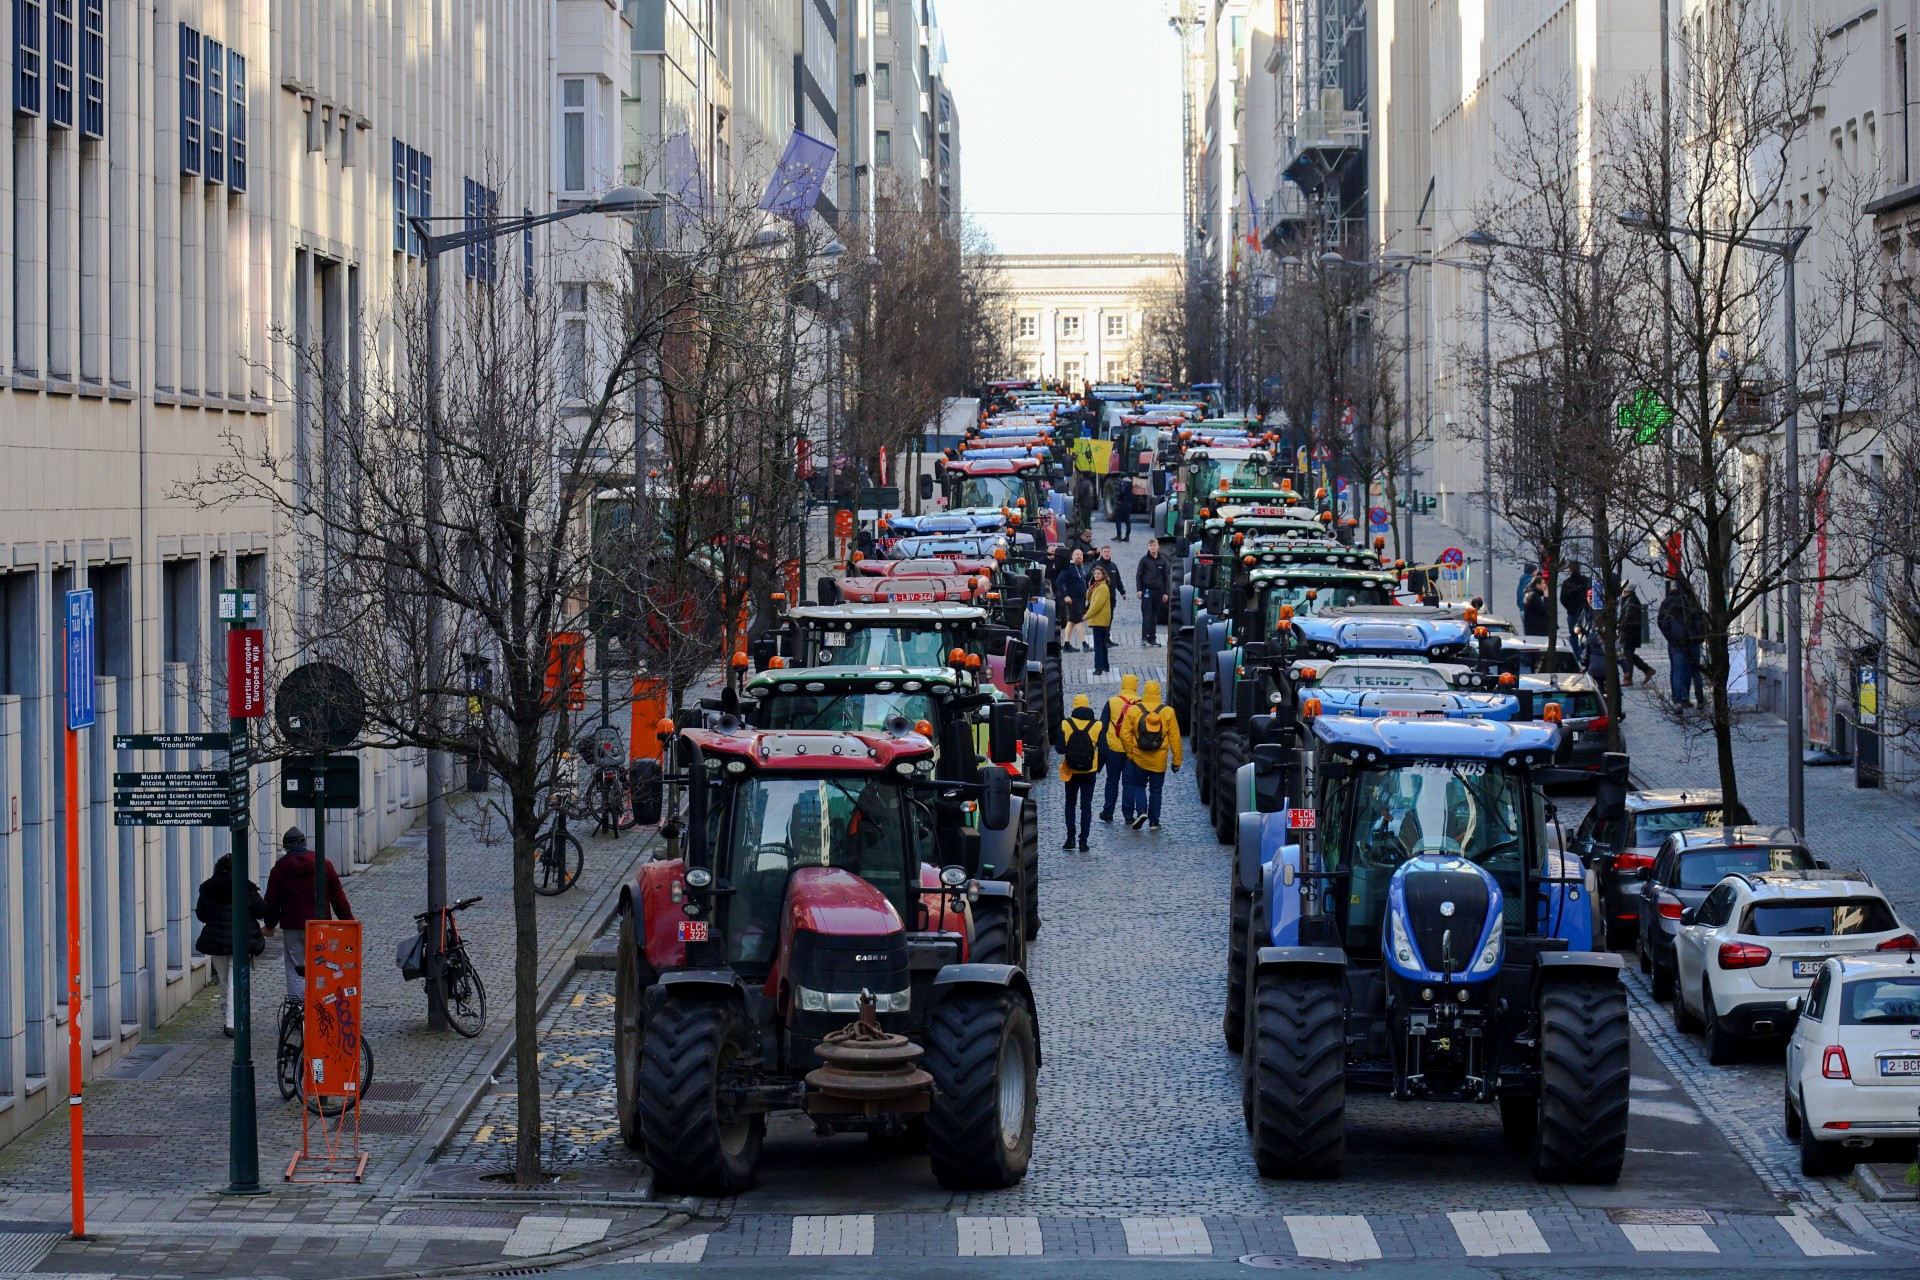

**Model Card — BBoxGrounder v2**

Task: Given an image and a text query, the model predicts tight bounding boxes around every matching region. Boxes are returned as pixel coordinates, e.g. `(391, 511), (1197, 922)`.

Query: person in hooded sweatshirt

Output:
(1119, 678), (1183, 829)
(1098, 673), (1146, 823)
(1055, 694), (1101, 851)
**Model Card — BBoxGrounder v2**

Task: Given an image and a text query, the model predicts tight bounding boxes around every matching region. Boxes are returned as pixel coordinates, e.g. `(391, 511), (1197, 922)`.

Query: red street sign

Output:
(1288, 808), (1318, 829)
(1439, 547), (1465, 568)
(227, 629), (265, 718)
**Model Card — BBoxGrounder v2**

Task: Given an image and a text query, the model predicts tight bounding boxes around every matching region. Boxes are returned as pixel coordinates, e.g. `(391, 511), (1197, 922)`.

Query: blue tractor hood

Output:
(1310, 714), (1562, 763)
(964, 445), (1050, 461)
(1385, 855), (1506, 984)
(1289, 614), (1475, 657)
(1306, 689), (1520, 721)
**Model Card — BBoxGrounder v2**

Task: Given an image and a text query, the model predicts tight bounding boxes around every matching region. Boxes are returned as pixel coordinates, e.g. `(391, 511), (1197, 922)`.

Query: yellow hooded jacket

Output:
(1120, 679), (1183, 773)
(1101, 674), (1143, 754)
(1057, 694), (1102, 782)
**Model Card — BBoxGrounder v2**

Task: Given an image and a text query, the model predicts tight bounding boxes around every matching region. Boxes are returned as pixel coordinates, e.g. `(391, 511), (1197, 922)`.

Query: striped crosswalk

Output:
(614, 1208), (1872, 1263)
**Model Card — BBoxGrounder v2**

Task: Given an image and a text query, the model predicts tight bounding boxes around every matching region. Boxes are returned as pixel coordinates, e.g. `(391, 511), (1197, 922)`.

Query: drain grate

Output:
(1608, 1208), (1714, 1226)
(365, 1080), (424, 1103)
(392, 1209), (523, 1229)
(1239, 1257), (1357, 1272)
(85, 1135), (161, 1150)
(356, 1111), (426, 1135)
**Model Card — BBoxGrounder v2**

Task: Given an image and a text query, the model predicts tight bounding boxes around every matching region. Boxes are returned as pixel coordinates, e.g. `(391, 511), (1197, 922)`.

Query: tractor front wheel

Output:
(969, 895), (1019, 966)
(1531, 982), (1630, 1184)
(614, 906), (658, 1150)
(926, 988), (1038, 1190)
(1022, 681), (1049, 781)
(1212, 729), (1246, 845)
(1247, 972), (1345, 1178)
(637, 996), (765, 1195)
(1224, 883), (1253, 1053)
(1194, 687), (1217, 805)
(1019, 798), (1041, 940)
(1044, 655), (1064, 730)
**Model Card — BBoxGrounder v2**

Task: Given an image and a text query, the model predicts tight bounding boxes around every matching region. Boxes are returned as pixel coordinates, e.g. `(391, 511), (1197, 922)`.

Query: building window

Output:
(874, 3), (890, 37)
(1105, 314), (1126, 338)
(875, 129), (892, 167)
(204, 36), (224, 183)
(561, 77), (587, 194)
(523, 212), (535, 298)
(560, 283), (588, 403)
(1105, 360), (1125, 381)
(226, 47), (245, 189)
(1061, 315), (1081, 338)
(1062, 360), (1082, 383)
(464, 178), (499, 284)
(875, 62), (891, 101)
(49, 0), (72, 128)
(179, 25), (201, 175)
(15, 0), (42, 116)
(1017, 315), (1036, 339)
(393, 139), (431, 257)
(78, 0), (101, 138)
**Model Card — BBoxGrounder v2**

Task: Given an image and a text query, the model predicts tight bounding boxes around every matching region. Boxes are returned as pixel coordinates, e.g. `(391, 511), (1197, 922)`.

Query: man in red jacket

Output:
(263, 827), (353, 1000)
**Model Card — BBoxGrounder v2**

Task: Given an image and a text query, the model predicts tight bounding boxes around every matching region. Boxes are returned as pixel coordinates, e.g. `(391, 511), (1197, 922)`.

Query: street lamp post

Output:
(1617, 210), (1812, 832)
(406, 184), (654, 1028)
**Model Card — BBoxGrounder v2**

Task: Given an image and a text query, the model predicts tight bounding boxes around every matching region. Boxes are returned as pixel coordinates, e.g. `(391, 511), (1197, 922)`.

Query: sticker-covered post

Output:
(63, 588), (93, 1239)
(220, 588), (265, 1195)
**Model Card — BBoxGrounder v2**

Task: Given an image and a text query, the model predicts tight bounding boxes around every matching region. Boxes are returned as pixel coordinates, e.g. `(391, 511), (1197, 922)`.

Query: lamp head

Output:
(1463, 229), (1500, 249)
(594, 185), (660, 215)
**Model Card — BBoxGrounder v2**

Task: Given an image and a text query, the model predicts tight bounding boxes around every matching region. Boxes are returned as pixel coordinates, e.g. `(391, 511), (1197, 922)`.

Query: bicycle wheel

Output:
(302, 1038), (374, 1117)
(534, 828), (584, 896)
(275, 1002), (302, 1101)
(441, 949), (488, 1038)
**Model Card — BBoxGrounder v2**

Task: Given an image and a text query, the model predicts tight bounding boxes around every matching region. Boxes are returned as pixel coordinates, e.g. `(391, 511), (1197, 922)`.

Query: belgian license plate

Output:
(677, 920), (710, 943)
(895, 591), (935, 602)
(1792, 960), (1823, 979)
(821, 632), (844, 646)
(1881, 1057), (1920, 1076)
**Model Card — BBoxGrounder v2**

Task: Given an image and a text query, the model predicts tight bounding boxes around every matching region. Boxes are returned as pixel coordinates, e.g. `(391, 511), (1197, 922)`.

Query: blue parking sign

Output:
(66, 589), (95, 730)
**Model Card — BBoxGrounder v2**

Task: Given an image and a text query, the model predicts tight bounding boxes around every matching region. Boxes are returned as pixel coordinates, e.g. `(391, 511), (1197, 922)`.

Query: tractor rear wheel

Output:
(1531, 982), (1630, 1184)
(637, 996), (764, 1194)
(1044, 655), (1064, 729)
(1212, 729), (1246, 845)
(1247, 971), (1345, 1178)
(614, 906), (658, 1150)
(1224, 881), (1255, 1053)
(1019, 797), (1041, 940)
(969, 894), (1019, 966)
(1022, 681), (1049, 781)
(1194, 687), (1217, 805)
(1168, 635), (1193, 736)
(926, 988), (1037, 1189)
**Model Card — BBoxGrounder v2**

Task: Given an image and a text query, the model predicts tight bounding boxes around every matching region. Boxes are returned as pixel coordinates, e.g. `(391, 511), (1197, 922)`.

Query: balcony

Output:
(1281, 98), (1367, 189)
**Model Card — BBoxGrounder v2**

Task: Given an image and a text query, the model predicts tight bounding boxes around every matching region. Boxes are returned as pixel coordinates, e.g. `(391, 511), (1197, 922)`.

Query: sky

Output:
(937, 0), (1184, 256)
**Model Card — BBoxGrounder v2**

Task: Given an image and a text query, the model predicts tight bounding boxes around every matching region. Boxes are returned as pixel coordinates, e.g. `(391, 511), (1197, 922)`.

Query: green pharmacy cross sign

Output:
(1617, 390), (1674, 446)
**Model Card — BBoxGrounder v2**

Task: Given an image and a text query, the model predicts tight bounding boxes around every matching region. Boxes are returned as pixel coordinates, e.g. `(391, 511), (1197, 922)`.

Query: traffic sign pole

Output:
(63, 589), (92, 1239)
(219, 590), (263, 1195)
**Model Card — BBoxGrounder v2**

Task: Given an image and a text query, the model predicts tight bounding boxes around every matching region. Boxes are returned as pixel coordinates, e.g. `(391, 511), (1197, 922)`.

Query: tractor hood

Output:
(1385, 855), (1504, 983)
(1310, 714), (1561, 762)
(887, 513), (1002, 538)
(784, 866), (904, 938)
(1289, 614), (1473, 656)
(1306, 688), (1519, 721)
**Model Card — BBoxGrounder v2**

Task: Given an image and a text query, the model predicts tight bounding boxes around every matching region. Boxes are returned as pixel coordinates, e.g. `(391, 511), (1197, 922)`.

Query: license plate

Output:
(1792, 960), (1823, 979)
(677, 920), (710, 943)
(894, 591), (936, 601)
(1881, 1057), (1920, 1076)
(821, 632), (844, 646)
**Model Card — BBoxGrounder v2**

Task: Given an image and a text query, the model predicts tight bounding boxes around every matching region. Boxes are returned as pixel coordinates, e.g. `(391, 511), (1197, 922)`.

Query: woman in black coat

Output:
(195, 854), (267, 1037)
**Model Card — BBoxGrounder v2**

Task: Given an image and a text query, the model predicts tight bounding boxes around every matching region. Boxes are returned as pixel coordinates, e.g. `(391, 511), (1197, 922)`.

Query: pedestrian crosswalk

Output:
(613, 1209), (1871, 1263)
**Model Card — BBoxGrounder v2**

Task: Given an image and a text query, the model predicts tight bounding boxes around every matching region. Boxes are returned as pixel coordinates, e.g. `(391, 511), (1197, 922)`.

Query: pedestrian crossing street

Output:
(614, 1209), (1871, 1263)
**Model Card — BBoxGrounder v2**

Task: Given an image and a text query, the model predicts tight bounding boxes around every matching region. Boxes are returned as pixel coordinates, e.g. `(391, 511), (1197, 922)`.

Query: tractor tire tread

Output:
(635, 997), (762, 1195)
(926, 989), (1036, 1190)
(1248, 973), (1346, 1178)
(1531, 982), (1630, 1184)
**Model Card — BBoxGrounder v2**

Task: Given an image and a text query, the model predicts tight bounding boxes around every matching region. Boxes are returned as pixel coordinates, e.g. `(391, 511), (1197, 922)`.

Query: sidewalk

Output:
(0, 793), (681, 1278)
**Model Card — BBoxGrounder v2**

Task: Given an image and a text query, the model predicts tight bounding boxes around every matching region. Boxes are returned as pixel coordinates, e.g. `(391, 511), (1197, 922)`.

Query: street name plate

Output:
(114, 733), (229, 752)
(116, 810), (232, 828)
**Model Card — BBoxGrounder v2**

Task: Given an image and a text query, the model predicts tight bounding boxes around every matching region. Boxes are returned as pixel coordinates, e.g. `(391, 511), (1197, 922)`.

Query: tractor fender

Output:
(1204, 619), (1231, 660)
(975, 820), (1017, 879)
(646, 969), (750, 1009)
(1175, 584), (1197, 626)
(1259, 838), (1305, 948)
(932, 964), (1040, 1065)
(1533, 951), (1623, 990)
(1235, 809), (1287, 896)
(1254, 945), (1346, 980)
(1213, 649), (1238, 713)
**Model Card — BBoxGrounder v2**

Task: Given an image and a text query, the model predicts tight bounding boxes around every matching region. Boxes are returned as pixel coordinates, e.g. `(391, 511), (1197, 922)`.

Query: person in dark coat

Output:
(1521, 573), (1551, 637)
(195, 853), (266, 1036)
(1618, 583), (1656, 686)
(1135, 539), (1172, 646)
(263, 827), (354, 1001)
(1559, 563), (1593, 660)
(1053, 552), (1089, 652)
(1657, 580), (1708, 707)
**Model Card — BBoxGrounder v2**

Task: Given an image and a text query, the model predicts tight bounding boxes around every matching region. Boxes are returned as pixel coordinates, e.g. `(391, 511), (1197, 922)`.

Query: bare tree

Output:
(1130, 269), (1190, 384)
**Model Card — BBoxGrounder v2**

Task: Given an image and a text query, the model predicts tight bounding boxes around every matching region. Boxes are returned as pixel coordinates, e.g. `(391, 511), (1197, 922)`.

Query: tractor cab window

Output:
(952, 475), (1023, 509)
(721, 775), (912, 970)
(1263, 580), (1393, 624)
(814, 626), (951, 668)
(1331, 760), (1533, 945)
(761, 690), (938, 733)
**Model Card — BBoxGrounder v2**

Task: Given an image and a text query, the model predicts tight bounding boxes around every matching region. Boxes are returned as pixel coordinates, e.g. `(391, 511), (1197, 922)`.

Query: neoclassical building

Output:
(990, 252), (1181, 387)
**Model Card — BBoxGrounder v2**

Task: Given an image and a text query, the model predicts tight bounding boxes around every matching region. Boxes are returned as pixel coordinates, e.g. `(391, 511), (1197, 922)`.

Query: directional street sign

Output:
(116, 810), (231, 828)
(114, 733), (229, 752)
(65, 589), (95, 730)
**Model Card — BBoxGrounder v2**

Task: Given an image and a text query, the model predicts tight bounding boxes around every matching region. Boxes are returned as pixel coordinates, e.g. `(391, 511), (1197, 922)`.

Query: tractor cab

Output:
(924, 457), (1057, 546)
(771, 602), (997, 671)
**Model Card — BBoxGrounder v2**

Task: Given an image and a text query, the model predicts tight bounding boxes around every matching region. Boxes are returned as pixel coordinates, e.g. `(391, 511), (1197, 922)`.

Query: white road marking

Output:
(1776, 1215), (1867, 1257)
(625, 1234), (709, 1263)
(1121, 1216), (1212, 1255)
(1286, 1214), (1382, 1261)
(1448, 1210), (1549, 1257)
(1627, 1098), (1705, 1125)
(501, 1215), (611, 1257)
(957, 1216), (1043, 1257)
(1621, 1224), (1719, 1253)
(788, 1215), (874, 1257)
(1629, 1074), (1674, 1092)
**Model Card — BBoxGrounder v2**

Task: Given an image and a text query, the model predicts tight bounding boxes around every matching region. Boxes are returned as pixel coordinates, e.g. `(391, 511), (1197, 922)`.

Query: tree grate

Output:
(1608, 1208), (1715, 1225)
(364, 1080), (424, 1102)
(355, 1111), (426, 1135)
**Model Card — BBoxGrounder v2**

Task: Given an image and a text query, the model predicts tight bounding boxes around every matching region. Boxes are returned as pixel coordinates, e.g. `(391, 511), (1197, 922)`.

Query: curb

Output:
(1834, 1203), (1920, 1257)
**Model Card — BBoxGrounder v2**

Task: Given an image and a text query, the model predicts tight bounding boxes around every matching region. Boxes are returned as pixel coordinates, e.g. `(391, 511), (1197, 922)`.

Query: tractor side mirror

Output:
(987, 701), (1020, 764)
(1251, 742), (1289, 771)
(919, 474), (935, 501)
(1003, 638), (1029, 675)
(1192, 560), (1214, 591)
(818, 577), (842, 605)
(1479, 633), (1503, 661)
(981, 765), (1013, 832)
(1591, 753), (1630, 822)
(749, 636), (777, 672)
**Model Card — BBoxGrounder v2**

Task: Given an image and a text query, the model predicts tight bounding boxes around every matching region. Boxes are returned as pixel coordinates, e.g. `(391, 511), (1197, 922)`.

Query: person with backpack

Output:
(1119, 678), (1182, 830)
(194, 853), (266, 1038)
(1056, 694), (1101, 851)
(1098, 674), (1143, 823)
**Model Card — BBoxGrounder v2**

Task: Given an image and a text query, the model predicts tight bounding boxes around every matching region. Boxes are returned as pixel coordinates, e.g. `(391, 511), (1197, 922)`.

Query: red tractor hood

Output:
(784, 866), (904, 937)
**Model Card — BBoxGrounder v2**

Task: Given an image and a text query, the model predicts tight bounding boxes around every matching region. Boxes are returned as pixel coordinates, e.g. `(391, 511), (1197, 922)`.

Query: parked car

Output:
(1518, 672), (1613, 776)
(1573, 789), (1749, 949)
(1637, 826), (1818, 1000)
(1673, 870), (1915, 1064)
(1786, 954), (1920, 1174)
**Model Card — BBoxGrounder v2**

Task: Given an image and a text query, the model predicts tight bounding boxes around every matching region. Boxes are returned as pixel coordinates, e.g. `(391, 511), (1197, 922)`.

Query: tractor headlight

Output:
(793, 985), (911, 1014)
(684, 867), (713, 889)
(1468, 928), (1503, 976)
(1390, 913), (1417, 969)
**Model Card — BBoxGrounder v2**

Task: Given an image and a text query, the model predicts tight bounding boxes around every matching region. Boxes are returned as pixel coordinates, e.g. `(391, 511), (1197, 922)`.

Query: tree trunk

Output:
(512, 803), (544, 1181)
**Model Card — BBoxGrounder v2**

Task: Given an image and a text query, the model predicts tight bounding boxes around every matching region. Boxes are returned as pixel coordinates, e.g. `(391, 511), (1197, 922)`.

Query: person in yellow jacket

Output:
(1085, 566), (1116, 675)
(1054, 694), (1101, 850)
(1098, 674), (1144, 823)
(1119, 679), (1182, 830)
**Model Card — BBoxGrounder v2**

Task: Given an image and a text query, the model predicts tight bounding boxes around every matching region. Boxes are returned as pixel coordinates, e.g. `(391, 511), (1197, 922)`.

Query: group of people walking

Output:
(1518, 560), (1709, 706)
(1048, 536), (1174, 677)
(1054, 674), (1184, 849)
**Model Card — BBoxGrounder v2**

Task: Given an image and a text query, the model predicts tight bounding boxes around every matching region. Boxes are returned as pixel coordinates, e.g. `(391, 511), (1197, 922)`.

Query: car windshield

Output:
(761, 691), (938, 733)
(722, 775), (911, 969)
(953, 476), (1023, 509)
(1264, 581), (1395, 623)
(1632, 807), (1731, 847)
(1674, 845), (1814, 890)
(1842, 976), (1920, 1025)
(1535, 690), (1604, 720)
(1744, 899), (1899, 937)
(1191, 457), (1266, 493)
(814, 626), (951, 667)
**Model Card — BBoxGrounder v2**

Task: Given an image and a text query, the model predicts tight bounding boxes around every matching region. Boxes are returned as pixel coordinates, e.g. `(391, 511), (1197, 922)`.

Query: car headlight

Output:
(1390, 913), (1417, 969)
(1469, 927), (1503, 976)
(793, 985), (911, 1014)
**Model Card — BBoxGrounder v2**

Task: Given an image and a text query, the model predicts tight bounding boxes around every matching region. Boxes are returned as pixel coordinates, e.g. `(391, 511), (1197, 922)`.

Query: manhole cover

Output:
(86, 1135), (161, 1150)
(1239, 1257), (1358, 1272)
(365, 1080), (424, 1102)
(1608, 1208), (1714, 1226)
(357, 1112), (426, 1135)
(393, 1209), (523, 1228)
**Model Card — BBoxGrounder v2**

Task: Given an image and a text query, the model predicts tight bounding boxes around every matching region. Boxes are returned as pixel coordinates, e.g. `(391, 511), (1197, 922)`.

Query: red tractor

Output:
(614, 722), (1040, 1195)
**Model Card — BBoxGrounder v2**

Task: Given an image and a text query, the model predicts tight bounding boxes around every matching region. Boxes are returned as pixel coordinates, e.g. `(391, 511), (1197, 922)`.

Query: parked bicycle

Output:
(397, 895), (488, 1037)
(536, 769), (585, 897)
(276, 994), (374, 1116)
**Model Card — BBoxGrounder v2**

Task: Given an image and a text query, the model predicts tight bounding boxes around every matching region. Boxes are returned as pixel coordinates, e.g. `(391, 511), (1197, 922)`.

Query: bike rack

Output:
(286, 921), (370, 1184)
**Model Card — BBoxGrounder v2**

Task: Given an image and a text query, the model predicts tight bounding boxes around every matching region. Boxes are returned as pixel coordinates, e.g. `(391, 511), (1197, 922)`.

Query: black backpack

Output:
(1135, 709), (1165, 753)
(1063, 719), (1097, 771)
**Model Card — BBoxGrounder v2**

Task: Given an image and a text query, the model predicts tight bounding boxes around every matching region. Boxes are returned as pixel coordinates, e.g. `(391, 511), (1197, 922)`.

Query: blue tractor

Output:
(1234, 711), (1632, 1182)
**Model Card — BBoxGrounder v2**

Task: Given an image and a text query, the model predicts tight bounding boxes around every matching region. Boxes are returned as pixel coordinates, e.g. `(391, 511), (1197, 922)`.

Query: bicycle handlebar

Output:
(412, 895), (483, 924)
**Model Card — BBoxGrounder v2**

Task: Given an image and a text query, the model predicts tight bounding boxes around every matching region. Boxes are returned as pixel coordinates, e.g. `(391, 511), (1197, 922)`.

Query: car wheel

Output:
(1702, 984), (1739, 1065)
(1799, 1104), (1853, 1177)
(1650, 952), (1675, 1002)
(1671, 976), (1699, 1034)
(1637, 935), (1652, 975)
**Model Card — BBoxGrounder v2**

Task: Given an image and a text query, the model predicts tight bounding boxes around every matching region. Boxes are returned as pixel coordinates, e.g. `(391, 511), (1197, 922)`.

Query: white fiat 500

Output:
(1786, 954), (1920, 1175)
(1673, 870), (1915, 1064)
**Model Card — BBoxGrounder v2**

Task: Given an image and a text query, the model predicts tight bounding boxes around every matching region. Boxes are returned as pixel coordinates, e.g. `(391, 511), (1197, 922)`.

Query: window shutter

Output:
(204, 37), (224, 184)
(49, 0), (72, 128)
(15, 0), (43, 117)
